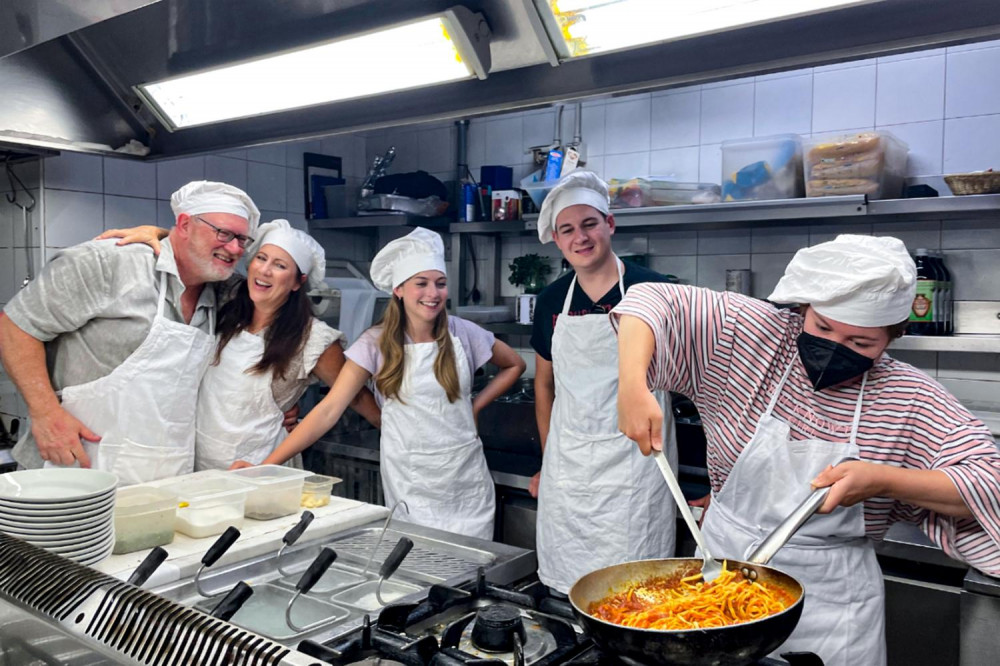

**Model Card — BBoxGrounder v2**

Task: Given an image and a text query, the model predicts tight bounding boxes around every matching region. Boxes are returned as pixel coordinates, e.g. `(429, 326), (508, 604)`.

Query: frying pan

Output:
(568, 483), (834, 666)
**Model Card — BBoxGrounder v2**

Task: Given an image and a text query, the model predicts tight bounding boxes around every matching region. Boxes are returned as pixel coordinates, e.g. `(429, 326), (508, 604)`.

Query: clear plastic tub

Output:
(162, 475), (248, 539)
(301, 474), (341, 509)
(721, 134), (804, 201)
(803, 131), (908, 199)
(521, 180), (559, 210)
(228, 465), (311, 520)
(113, 485), (177, 554)
(608, 178), (722, 208)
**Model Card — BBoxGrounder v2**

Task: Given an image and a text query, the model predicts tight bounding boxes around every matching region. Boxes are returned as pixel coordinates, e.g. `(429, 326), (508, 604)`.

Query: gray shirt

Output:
(4, 237), (223, 468)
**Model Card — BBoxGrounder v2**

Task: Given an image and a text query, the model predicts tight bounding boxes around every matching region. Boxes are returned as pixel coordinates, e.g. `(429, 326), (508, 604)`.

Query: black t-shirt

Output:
(530, 261), (675, 361)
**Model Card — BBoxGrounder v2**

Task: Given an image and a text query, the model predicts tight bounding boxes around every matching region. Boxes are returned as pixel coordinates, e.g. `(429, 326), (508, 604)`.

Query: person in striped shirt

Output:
(613, 234), (1000, 666)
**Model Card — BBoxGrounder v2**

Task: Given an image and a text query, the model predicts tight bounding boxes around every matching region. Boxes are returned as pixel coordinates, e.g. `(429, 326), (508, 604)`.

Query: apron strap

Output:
(763, 357), (798, 417)
(849, 371), (868, 445)
(560, 255), (626, 315)
(156, 271), (170, 318)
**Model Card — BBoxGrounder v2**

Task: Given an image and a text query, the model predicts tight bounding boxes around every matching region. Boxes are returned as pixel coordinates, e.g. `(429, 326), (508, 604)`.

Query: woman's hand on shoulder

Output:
(229, 460), (254, 470)
(96, 225), (169, 255)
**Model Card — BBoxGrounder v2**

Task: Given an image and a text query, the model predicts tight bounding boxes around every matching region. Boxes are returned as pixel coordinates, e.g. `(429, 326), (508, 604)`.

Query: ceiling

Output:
(3, 0), (1000, 160)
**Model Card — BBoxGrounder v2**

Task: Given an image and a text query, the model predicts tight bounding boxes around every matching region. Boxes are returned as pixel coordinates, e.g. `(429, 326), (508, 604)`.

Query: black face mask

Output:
(796, 331), (874, 392)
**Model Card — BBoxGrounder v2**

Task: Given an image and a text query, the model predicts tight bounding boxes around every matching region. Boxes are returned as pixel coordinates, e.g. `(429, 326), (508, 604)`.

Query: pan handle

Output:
(745, 457), (857, 568)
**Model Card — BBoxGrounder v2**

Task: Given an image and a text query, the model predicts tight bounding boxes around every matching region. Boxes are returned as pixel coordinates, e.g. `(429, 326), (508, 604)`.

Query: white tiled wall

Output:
(369, 39), (1000, 410)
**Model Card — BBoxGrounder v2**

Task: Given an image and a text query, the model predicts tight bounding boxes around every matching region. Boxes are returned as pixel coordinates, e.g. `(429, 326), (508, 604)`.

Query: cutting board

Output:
(94, 496), (388, 587)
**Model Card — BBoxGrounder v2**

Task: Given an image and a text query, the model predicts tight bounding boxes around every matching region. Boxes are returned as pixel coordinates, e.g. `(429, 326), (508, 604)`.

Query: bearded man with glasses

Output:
(0, 180), (260, 483)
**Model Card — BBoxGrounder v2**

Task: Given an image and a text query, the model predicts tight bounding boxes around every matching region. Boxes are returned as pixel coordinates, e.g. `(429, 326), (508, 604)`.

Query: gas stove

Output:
(298, 571), (824, 666)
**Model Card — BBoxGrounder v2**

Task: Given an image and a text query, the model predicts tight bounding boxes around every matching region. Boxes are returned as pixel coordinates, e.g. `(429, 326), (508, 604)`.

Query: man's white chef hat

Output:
(536, 171), (610, 244)
(170, 180), (261, 234)
(370, 227), (447, 292)
(248, 219), (326, 289)
(768, 234), (917, 327)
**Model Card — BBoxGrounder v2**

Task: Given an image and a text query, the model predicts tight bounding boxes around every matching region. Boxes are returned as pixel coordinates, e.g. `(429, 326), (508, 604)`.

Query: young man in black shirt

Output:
(529, 171), (678, 595)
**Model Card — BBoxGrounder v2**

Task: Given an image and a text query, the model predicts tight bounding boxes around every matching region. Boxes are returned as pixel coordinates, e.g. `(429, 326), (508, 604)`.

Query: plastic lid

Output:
(116, 485), (177, 511)
(228, 465), (311, 485)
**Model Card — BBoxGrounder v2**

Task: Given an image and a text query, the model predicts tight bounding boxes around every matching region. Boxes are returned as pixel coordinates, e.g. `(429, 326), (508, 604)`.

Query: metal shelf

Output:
(310, 214), (451, 231)
(891, 335), (1000, 353)
(448, 194), (1000, 234)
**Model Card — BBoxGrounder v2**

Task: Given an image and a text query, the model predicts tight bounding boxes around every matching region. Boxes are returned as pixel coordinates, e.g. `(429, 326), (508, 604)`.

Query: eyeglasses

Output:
(194, 216), (254, 248)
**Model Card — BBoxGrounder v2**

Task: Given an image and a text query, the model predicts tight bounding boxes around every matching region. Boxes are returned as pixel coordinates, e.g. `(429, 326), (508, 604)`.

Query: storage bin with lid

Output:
(113, 485), (177, 554)
(162, 475), (248, 538)
(228, 465), (311, 520)
(301, 474), (342, 509)
(721, 134), (804, 201)
(803, 130), (908, 199)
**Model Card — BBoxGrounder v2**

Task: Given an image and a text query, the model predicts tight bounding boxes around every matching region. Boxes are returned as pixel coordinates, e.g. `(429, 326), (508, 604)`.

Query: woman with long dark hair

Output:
(101, 220), (380, 470)
(239, 227), (525, 539)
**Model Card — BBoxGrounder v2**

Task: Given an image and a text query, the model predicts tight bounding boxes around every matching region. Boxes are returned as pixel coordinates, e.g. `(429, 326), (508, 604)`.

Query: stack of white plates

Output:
(0, 468), (118, 565)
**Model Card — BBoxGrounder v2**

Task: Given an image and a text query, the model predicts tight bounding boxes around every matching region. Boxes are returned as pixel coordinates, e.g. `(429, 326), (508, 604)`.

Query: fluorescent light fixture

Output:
(137, 7), (491, 130)
(535, 0), (879, 59)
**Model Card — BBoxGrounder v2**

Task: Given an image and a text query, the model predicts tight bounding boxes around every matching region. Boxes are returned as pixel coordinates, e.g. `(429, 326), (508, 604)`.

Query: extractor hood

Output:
(2, 0), (1000, 160)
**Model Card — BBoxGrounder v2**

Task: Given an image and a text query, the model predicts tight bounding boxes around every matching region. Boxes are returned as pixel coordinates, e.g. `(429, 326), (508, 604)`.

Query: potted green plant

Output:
(508, 253), (552, 323)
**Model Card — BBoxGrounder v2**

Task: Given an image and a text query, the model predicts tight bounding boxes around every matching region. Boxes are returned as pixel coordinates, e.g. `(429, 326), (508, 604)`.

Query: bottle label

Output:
(910, 280), (936, 322)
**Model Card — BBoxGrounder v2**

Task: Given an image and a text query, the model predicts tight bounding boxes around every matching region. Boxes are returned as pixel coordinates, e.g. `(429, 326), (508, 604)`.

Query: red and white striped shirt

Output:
(612, 283), (1000, 575)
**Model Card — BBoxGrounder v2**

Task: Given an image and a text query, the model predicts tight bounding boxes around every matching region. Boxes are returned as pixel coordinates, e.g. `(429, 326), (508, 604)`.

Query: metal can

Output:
(461, 183), (476, 222)
(725, 269), (751, 295)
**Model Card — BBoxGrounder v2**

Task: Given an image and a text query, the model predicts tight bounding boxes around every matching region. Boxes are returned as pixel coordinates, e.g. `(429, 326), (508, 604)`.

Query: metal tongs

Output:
(740, 457), (858, 580)
(652, 450), (723, 583)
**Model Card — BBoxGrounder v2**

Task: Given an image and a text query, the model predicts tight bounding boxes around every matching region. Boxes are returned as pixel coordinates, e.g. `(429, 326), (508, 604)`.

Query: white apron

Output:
(48, 272), (216, 486)
(194, 330), (287, 471)
(701, 359), (885, 666)
(378, 334), (495, 540)
(537, 259), (678, 594)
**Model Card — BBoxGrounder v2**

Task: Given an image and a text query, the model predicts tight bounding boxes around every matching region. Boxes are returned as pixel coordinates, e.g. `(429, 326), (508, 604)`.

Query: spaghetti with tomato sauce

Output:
(587, 562), (796, 630)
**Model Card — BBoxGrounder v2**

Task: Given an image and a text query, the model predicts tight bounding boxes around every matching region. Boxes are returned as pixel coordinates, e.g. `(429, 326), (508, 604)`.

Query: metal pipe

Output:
(455, 119), (469, 183)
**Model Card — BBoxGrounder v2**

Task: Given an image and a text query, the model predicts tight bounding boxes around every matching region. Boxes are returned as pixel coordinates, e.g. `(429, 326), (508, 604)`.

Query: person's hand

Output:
(689, 493), (711, 527)
(812, 460), (887, 513)
(618, 385), (663, 455)
(229, 460), (253, 470)
(529, 471), (541, 498)
(282, 404), (300, 432)
(96, 226), (165, 255)
(31, 406), (100, 467)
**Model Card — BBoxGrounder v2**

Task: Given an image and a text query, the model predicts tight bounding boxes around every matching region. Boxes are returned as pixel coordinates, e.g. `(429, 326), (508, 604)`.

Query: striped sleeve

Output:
(610, 283), (729, 399)
(922, 424), (1000, 574)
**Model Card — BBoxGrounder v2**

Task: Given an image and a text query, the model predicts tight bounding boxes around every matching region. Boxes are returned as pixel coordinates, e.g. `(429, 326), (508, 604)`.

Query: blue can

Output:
(462, 183), (476, 222)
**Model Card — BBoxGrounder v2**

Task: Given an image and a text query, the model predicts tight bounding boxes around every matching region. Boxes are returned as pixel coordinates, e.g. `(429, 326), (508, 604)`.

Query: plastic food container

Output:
(162, 475), (248, 539)
(803, 131), (908, 199)
(228, 465), (311, 520)
(521, 180), (559, 210)
(113, 485), (177, 555)
(721, 134), (804, 201)
(301, 474), (341, 509)
(608, 178), (722, 208)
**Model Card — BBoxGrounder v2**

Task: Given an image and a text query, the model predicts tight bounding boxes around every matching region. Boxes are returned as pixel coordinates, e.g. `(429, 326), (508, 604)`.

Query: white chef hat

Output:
(536, 171), (610, 244)
(170, 180), (261, 234)
(768, 234), (917, 327)
(248, 219), (326, 288)
(370, 227), (447, 292)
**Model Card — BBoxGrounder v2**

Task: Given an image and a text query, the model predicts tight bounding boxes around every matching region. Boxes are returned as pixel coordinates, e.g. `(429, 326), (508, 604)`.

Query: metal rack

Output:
(450, 193), (1000, 235)
(446, 194), (1000, 352)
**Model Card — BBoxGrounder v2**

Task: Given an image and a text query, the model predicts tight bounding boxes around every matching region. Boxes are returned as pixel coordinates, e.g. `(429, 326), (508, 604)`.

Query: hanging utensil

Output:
(5, 156), (37, 288)
(651, 449), (722, 582)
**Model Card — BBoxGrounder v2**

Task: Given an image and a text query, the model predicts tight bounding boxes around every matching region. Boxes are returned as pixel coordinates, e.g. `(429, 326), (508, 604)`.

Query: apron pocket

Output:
(395, 439), (490, 504)
(101, 438), (192, 486)
(554, 430), (632, 490)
